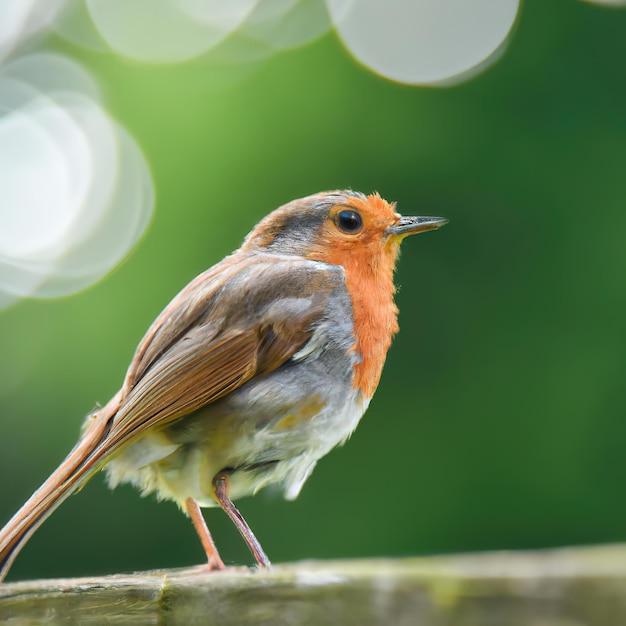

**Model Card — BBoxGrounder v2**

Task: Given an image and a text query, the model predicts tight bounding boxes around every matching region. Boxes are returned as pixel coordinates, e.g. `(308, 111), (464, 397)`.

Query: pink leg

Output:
(185, 497), (225, 571)
(212, 472), (271, 568)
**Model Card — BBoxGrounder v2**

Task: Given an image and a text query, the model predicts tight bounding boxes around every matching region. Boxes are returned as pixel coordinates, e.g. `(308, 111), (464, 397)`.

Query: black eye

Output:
(335, 209), (363, 234)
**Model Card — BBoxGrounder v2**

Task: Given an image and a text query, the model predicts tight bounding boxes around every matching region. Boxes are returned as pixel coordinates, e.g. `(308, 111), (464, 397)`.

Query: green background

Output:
(2, 0), (626, 580)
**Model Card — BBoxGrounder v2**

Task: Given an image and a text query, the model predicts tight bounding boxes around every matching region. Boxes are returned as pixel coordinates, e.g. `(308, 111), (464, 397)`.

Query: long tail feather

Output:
(0, 394), (121, 582)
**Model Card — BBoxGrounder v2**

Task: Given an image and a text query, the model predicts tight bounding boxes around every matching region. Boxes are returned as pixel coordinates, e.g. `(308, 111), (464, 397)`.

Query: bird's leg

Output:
(212, 472), (271, 568)
(185, 497), (225, 571)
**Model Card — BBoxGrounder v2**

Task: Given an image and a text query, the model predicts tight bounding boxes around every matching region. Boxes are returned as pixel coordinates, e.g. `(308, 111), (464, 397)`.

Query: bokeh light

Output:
(189, 0), (333, 65)
(56, 0), (332, 64)
(240, 0), (331, 53)
(0, 0), (68, 64)
(326, 0), (520, 85)
(0, 53), (153, 310)
(51, 0), (525, 86)
(84, 0), (259, 63)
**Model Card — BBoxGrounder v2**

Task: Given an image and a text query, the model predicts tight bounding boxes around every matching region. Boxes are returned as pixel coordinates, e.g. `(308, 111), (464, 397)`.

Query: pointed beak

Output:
(387, 215), (449, 240)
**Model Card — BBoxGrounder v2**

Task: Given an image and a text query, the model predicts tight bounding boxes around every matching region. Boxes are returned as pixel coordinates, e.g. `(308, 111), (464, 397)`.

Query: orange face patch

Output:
(305, 193), (402, 398)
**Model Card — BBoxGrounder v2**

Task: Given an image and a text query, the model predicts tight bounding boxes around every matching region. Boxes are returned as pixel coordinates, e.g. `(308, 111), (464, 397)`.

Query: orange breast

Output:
(339, 247), (399, 398)
(309, 239), (400, 399)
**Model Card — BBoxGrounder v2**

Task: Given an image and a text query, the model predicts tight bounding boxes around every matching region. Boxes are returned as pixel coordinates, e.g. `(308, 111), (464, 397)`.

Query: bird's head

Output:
(242, 190), (448, 272)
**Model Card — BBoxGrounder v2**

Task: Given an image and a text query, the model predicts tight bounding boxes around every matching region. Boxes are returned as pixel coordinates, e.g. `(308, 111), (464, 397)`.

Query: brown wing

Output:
(123, 256), (245, 389)
(86, 254), (346, 464)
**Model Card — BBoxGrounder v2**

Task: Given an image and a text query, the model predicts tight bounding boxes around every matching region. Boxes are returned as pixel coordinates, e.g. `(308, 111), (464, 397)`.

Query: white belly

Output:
(105, 389), (370, 508)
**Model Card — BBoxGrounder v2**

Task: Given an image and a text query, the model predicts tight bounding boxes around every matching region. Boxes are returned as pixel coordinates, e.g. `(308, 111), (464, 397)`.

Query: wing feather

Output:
(86, 255), (346, 463)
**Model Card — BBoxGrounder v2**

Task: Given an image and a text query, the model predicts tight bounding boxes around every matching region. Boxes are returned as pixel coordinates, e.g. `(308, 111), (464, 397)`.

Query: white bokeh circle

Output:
(0, 91), (90, 260)
(85, 0), (259, 63)
(0, 0), (68, 64)
(0, 53), (154, 310)
(326, 0), (520, 85)
(240, 0), (331, 53)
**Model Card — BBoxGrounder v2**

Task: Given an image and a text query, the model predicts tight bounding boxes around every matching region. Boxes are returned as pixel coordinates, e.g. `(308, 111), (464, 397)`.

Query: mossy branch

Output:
(1, 545), (625, 625)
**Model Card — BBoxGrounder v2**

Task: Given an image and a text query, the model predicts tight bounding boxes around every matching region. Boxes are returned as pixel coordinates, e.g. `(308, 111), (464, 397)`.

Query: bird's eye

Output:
(335, 209), (363, 234)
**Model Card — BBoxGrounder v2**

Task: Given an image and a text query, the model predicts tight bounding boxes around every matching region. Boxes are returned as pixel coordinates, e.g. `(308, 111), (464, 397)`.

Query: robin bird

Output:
(0, 190), (447, 580)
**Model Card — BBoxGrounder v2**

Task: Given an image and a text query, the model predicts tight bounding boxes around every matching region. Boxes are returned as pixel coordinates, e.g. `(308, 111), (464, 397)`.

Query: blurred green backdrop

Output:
(2, 0), (626, 581)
